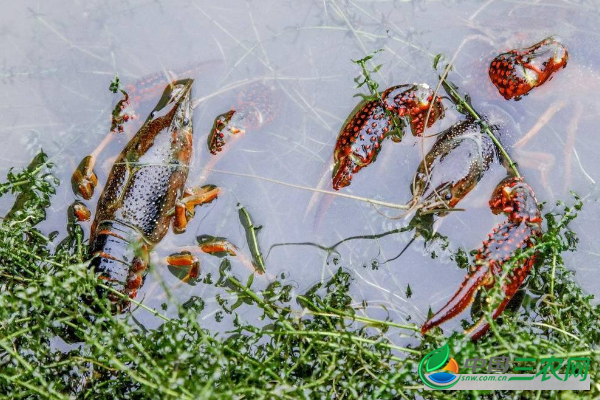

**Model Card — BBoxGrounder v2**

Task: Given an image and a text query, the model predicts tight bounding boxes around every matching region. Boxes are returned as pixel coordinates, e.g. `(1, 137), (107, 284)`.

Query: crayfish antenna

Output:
(376, 197), (421, 221)
(383, 236), (417, 264)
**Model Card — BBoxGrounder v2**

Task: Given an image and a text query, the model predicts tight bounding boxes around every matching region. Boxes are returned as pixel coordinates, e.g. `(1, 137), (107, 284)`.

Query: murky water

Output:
(1, 0), (599, 340)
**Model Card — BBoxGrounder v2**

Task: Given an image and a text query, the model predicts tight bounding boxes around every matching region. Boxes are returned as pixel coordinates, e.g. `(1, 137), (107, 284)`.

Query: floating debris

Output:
(238, 204), (266, 274)
(197, 235), (238, 257)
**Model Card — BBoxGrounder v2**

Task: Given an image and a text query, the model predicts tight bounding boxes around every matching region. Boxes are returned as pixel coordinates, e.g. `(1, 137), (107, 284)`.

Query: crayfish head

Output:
(147, 78), (193, 125)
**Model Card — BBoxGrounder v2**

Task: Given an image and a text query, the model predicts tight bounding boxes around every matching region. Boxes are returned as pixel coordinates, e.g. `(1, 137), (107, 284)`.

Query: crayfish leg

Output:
(173, 201), (189, 234)
(172, 185), (220, 234)
(71, 155), (98, 200)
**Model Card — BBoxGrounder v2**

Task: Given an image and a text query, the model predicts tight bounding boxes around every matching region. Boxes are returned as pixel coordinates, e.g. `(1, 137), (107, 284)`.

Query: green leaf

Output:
(425, 343), (450, 372)
(464, 93), (472, 107)
(109, 75), (121, 93)
(353, 93), (375, 101)
(216, 258), (232, 287)
(433, 53), (443, 69)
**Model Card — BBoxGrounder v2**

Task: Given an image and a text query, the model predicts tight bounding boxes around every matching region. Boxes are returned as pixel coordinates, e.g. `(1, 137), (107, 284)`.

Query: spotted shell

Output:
(332, 84), (444, 190)
(489, 37), (568, 100)
(382, 83), (444, 136)
(411, 119), (497, 213)
(332, 99), (391, 190)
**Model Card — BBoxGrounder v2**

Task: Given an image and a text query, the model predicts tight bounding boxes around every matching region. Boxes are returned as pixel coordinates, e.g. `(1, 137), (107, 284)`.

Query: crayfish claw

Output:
(421, 266), (493, 336)
(72, 155), (98, 200)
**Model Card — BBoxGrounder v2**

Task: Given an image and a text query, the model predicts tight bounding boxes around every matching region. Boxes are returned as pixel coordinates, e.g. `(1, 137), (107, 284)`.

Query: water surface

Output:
(1, 0), (598, 339)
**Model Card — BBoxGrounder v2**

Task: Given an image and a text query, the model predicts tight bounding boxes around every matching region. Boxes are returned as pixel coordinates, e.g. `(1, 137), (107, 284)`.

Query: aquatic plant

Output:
(0, 145), (598, 399)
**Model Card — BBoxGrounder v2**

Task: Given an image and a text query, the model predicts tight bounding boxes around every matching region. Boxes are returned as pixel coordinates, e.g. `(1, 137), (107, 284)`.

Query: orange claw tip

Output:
(331, 157), (356, 190)
(529, 216), (543, 224)
(183, 185), (220, 209)
(186, 263), (200, 280)
(197, 185), (220, 202)
(173, 202), (189, 234)
(331, 165), (346, 191)
(166, 252), (200, 283)
(199, 243), (237, 257)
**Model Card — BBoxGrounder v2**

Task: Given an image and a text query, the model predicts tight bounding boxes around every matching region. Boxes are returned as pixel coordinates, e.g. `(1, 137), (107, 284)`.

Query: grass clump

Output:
(0, 151), (415, 399)
(0, 152), (598, 398)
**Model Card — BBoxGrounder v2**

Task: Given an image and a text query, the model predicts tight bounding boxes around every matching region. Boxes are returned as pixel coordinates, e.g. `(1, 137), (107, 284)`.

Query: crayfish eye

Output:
(444, 192), (452, 201)
(183, 117), (190, 126)
(150, 111), (157, 118)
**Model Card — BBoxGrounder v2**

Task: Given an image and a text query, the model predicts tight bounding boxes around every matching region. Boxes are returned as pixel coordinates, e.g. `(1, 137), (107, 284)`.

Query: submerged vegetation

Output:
(0, 148), (598, 399)
(1, 50), (599, 398)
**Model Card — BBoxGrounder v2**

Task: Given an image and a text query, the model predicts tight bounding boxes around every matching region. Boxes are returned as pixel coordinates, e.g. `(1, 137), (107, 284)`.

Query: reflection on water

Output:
(1, 0), (599, 337)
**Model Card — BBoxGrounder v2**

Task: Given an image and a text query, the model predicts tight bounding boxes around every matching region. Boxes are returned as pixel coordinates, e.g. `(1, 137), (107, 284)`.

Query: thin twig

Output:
(207, 168), (410, 210)
(442, 78), (521, 178)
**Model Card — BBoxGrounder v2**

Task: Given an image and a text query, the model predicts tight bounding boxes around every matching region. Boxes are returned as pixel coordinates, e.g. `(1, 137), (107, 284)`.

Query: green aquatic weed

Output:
(0, 126), (598, 399)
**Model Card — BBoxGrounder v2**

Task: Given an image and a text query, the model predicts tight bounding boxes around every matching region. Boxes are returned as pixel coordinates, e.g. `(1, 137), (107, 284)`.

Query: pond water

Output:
(1, 0), (599, 342)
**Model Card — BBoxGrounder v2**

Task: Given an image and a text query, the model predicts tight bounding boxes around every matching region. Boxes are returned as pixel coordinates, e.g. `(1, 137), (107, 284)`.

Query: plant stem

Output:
(550, 251), (557, 297)
(226, 276), (293, 330)
(265, 329), (421, 355)
(296, 295), (419, 331)
(209, 168), (410, 210)
(98, 283), (171, 322)
(442, 79), (522, 178)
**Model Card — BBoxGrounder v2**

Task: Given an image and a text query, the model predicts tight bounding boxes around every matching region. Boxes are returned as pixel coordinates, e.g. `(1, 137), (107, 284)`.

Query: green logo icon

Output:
(419, 343), (460, 389)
